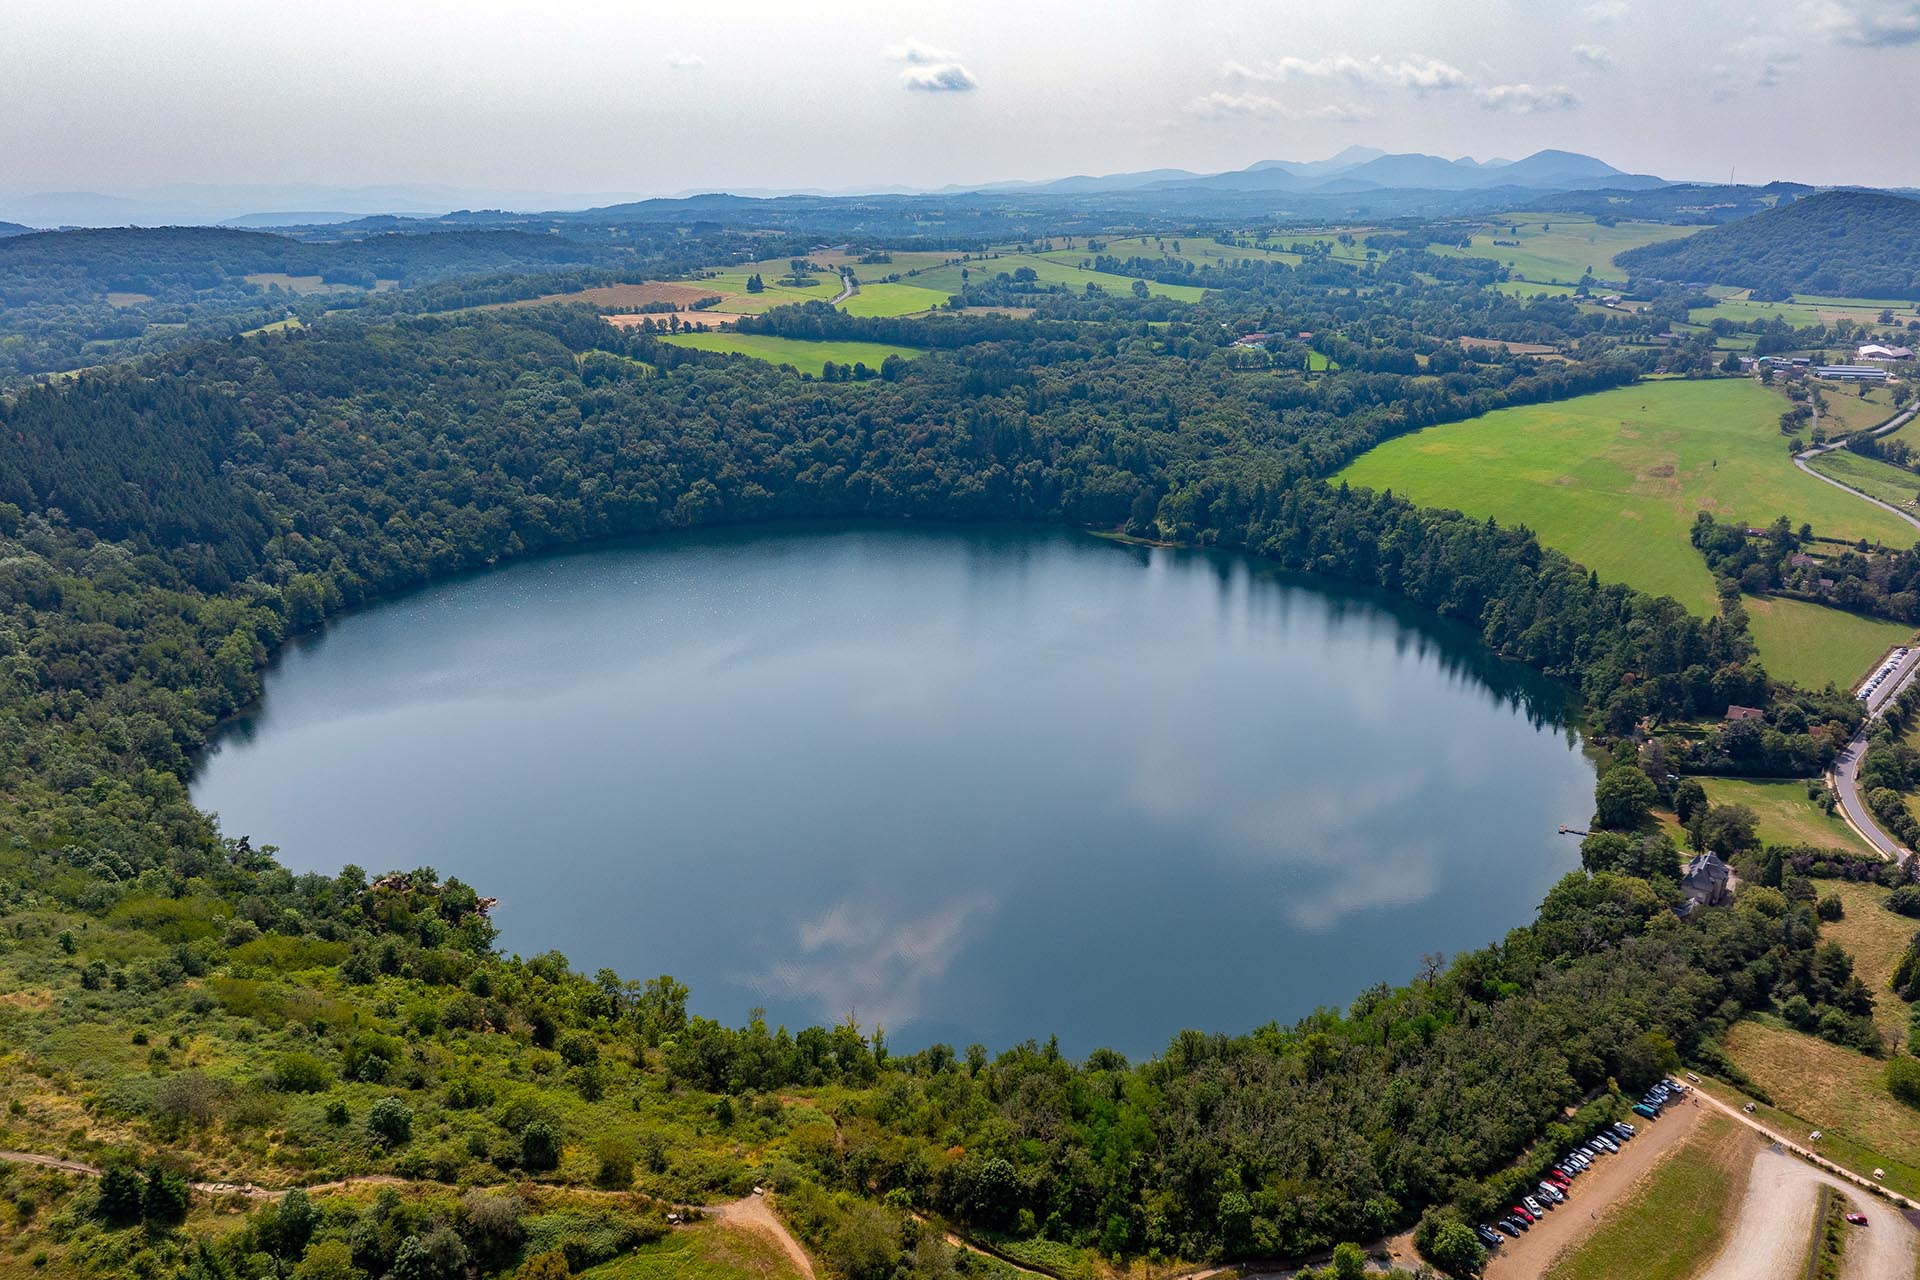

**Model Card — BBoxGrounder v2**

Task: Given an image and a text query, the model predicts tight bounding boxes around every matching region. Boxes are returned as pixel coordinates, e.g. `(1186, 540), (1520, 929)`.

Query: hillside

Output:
(1616, 190), (1920, 298)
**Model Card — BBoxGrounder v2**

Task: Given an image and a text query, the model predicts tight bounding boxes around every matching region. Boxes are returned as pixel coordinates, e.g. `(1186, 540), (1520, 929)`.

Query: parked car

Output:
(1632, 1103), (1658, 1120)
(1538, 1183), (1565, 1203)
(1845, 1213), (1868, 1226)
(1497, 1220), (1522, 1238)
(1591, 1135), (1618, 1153)
(1511, 1206), (1535, 1224)
(1476, 1225), (1504, 1247)
(1610, 1121), (1634, 1139)
(1523, 1196), (1545, 1215)
(1549, 1168), (1572, 1184)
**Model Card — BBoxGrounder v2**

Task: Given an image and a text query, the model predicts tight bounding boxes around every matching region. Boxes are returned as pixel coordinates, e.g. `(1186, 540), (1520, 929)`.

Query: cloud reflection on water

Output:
(742, 891), (998, 1033)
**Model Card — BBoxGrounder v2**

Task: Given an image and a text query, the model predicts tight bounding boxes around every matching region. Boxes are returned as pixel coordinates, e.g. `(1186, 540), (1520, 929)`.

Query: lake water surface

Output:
(194, 525), (1593, 1056)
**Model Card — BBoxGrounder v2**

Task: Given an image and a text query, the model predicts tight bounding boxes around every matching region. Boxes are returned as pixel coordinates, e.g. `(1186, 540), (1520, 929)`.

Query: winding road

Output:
(1785, 398), (1920, 863)
(1791, 402), (1920, 533)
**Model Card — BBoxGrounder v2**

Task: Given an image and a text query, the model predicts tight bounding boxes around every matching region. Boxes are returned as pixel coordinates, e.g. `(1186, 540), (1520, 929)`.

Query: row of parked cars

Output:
(1474, 1078), (1693, 1250)
(1858, 646), (1910, 703)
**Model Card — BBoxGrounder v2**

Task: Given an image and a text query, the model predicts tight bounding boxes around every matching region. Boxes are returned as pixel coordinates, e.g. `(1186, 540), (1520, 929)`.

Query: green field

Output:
(1813, 382), (1900, 436)
(840, 282), (950, 317)
(578, 1221), (805, 1280)
(1041, 234), (1305, 269)
(1544, 1112), (1754, 1280)
(1742, 595), (1914, 691)
(1695, 776), (1861, 848)
(1804, 448), (1920, 516)
(659, 332), (922, 377)
(683, 269), (837, 314)
(1431, 214), (1700, 287)
(1492, 279), (1583, 299)
(1337, 379), (1916, 616)
(902, 253), (1207, 302)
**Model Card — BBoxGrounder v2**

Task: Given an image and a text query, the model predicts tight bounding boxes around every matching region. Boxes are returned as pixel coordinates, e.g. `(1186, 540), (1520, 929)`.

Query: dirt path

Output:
(1697, 1144), (1919, 1280)
(1480, 1102), (1706, 1279)
(710, 1193), (817, 1280)
(1697, 1146), (1824, 1280)
(1692, 1084), (1920, 1212)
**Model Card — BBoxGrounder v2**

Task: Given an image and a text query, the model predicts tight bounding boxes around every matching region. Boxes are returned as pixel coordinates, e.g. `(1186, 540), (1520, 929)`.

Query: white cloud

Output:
(1571, 43), (1615, 69)
(1223, 54), (1471, 94)
(1815, 1), (1920, 46)
(664, 51), (704, 70)
(900, 63), (978, 92)
(887, 37), (977, 92)
(1188, 91), (1374, 122)
(1477, 82), (1580, 113)
(885, 37), (962, 65)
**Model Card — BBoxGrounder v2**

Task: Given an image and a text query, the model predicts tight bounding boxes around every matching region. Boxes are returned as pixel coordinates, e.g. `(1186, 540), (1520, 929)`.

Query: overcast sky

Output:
(5, 0), (1919, 204)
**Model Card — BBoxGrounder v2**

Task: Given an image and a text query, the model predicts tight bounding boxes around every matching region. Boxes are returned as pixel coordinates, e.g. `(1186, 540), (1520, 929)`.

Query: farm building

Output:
(1857, 344), (1913, 362)
(1724, 704), (1766, 722)
(1814, 365), (1890, 382)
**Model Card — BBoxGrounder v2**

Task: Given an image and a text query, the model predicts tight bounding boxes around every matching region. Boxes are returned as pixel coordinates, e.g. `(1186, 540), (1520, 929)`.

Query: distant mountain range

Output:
(0, 149), (1666, 227)
(938, 147), (1664, 198)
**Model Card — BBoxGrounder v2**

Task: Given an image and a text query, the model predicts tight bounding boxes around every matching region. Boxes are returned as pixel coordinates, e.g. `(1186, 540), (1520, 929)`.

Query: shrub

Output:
(367, 1097), (413, 1147)
(274, 1052), (333, 1093)
(520, 1119), (562, 1172)
(292, 1240), (365, 1280)
(1889, 1055), (1920, 1108)
(1817, 894), (1843, 921)
(592, 1136), (635, 1190)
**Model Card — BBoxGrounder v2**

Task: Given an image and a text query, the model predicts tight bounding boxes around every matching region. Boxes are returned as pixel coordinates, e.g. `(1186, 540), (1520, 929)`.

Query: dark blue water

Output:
(194, 525), (1591, 1057)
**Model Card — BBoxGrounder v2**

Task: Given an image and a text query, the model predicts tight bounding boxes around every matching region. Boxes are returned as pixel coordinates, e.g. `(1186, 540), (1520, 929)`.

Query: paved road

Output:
(831, 273), (857, 305)
(1828, 643), (1920, 864)
(1792, 402), (1920, 533)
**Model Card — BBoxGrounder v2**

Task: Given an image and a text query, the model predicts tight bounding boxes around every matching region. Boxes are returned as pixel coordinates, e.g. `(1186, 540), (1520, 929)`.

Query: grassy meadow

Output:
(902, 253), (1207, 302)
(1431, 214), (1700, 286)
(577, 1220), (806, 1280)
(1816, 881), (1917, 1045)
(1741, 595), (1914, 691)
(840, 282), (950, 317)
(1542, 1112), (1754, 1280)
(1718, 1018), (1920, 1198)
(658, 332), (921, 377)
(1694, 777), (1860, 849)
(1804, 449), (1920, 517)
(1337, 379), (1915, 616)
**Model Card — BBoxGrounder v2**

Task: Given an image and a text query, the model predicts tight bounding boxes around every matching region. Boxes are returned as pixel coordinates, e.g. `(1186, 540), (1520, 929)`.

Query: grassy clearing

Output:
(1741, 595), (1914, 691)
(681, 269), (836, 315)
(1337, 379), (1915, 616)
(1431, 214), (1699, 287)
(658, 332), (921, 377)
(904, 253), (1206, 302)
(1696, 777), (1861, 848)
(487, 282), (721, 312)
(1492, 280), (1583, 299)
(1543, 1111), (1752, 1280)
(1722, 1019), (1920, 1196)
(575, 1220), (805, 1280)
(840, 282), (950, 318)
(1811, 382), (1901, 437)
(1043, 235), (1305, 269)
(1805, 449), (1920, 517)
(1819, 881), (1918, 1044)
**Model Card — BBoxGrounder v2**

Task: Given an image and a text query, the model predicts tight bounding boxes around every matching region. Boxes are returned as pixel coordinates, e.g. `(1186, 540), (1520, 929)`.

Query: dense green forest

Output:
(0, 225), (776, 383)
(0, 220), (1908, 1280)
(1616, 190), (1920, 300)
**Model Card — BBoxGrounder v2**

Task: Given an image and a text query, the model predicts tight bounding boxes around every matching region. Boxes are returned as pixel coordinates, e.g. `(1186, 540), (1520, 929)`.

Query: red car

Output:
(1512, 1206), (1536, 1223)
(1845, 1212), (1869, 1226)
(1548, 1170), (1571, 1185)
